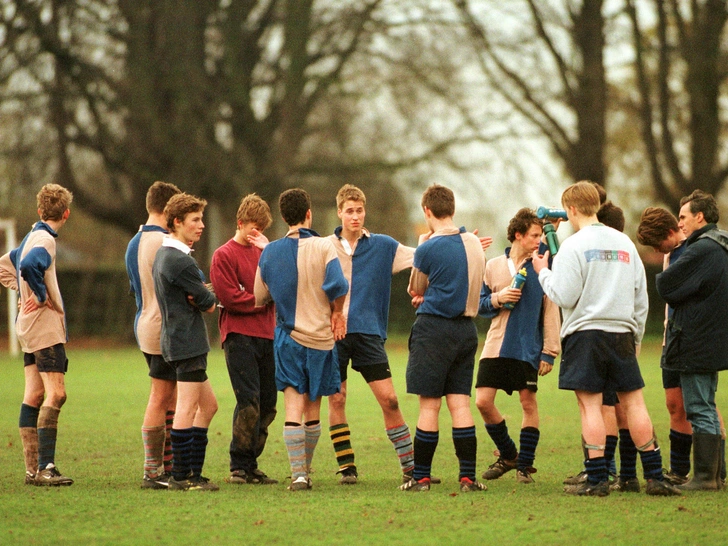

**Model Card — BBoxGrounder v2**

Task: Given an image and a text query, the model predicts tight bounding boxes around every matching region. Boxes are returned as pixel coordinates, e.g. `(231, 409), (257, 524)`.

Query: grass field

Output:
(0, 337), (726, 545)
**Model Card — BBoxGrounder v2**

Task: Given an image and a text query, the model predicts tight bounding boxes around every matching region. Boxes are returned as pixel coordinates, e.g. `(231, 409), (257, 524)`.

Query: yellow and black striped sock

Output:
(330, 423), (355, 471)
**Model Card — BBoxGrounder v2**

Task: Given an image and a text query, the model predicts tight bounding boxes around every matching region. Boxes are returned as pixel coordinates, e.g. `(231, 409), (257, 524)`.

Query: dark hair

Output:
(506, 208), (542, 243)
(279, 188), (311, 226)
(164, 193), (207, 232)
(590, 182), (607, 205)
(421, 184), (455, 219)
(680, 189), (719, 224)
(636, 207), (678, 247)
(597, 201), (625, 232)
(146, 181), (182, 214)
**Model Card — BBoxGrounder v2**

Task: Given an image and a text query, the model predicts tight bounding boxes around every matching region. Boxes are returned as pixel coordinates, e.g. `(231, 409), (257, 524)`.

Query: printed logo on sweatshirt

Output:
(583, 249), (631, 264)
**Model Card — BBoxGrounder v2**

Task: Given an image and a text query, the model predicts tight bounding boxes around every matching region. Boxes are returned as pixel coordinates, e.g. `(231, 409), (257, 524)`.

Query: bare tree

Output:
(626, 0), (728, 211)
(454, 0), (609, 185)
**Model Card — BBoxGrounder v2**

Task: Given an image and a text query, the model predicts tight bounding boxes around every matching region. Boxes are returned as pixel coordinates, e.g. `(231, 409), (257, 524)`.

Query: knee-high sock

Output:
(386, 423), (414, 474)
(668, 429), (692, 477)
(284, 424), (306, 480)
(484, 419), (518, 461)
(190, 426), (209, 478)
(453, 426), (477, 481)
(330, 423), (355, 471)
(170, 428), (194, 480)
(19, 404), (40, 474)
(605, 434), (618, 475)
(304, 420), (321, 473)
(142, 425), (165, 478)
(585, 456), (608, 485)
(618, 428), (638, 480)
(164, 410), (175, 474)
(413, 428), (438, 481)
(37, 406), (60, 471)
(638, 447), (664, 481)
(518, 427), (540, 470)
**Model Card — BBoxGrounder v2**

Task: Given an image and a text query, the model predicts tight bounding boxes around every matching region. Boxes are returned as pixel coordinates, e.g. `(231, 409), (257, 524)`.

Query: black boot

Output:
(679, 433), (721, 491)
(719, 437), (726, 490)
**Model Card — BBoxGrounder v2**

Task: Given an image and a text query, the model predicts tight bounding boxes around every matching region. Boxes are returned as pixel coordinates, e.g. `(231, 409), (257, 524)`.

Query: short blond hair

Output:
(164, 193), (207, 232)
(561, 181), (600, 216)
(37, 184), (73, 221)
(236, 193), (272, 231)
(336, 184), (366, 210)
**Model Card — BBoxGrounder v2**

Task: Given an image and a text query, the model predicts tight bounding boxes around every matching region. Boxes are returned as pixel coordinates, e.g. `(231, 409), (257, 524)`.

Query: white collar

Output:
(162, 236), (193, 255)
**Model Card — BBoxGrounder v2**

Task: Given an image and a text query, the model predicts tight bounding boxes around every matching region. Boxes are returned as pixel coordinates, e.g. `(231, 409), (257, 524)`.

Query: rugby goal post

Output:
(0, 218), (19, 356)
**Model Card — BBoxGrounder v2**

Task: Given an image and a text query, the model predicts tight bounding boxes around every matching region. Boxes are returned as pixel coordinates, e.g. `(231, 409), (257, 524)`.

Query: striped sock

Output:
(284, 424), (306, 480)
(453, 426), (477, 481)
(330, 423), (355, 471)
(639, 447), (664, 481)
(37, 406), (60, 471)
(518, 427), (540, 470)
(142, 425), (165, 478)
(585, 456), (608, 485)
(386, 423), (414, 474)
(304, 421), (321, 472)
(190, 427), (209, 478)
(19, 404), (40, 474)
(164, 410), (174, 474)
(669, 429), (692, 477)
(413, 428), (438, 481)
(485, 419), (518, 461)
(170, 428), (194, 480)
(618, 429), (638, 480)
(604, 434), (618, 474)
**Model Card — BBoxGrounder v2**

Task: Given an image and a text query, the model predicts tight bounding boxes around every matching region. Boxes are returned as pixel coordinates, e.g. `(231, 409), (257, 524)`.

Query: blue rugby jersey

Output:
(328, 227), (413, 339)
(408, 226), (485, 318)
(255, 228), (349, 350)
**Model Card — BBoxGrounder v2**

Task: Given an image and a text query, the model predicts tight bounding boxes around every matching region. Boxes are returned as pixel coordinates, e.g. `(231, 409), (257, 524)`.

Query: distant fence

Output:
(0, 263), (668, 345)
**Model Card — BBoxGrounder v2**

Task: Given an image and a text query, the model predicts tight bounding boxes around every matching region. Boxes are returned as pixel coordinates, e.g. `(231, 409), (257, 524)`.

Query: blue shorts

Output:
(660, 350), (682, 389)
(475, 358), (538, 395)
(559, 330), (645, 393)
(406, 314), (478, 397)
(24, 344), (68, 374)
(274, 328), (341, 401)
(336, 333), (390, 382)
(144, 352), (177, 382)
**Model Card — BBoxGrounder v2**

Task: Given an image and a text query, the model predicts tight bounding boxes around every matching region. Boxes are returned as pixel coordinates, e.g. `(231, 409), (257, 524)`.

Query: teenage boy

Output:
(400, 184), (487, 493)
(0, 184), (74, 486)
(125, 180), (181, 489)
(153, 193), (219, 491)
(655, 190), (728, 491)
(210, 194), (278, 485)
(254, 188), (349, 491)
(532, 181), (680, 496)
(325, 184), (419, 485)
(477, 208), (560, 485)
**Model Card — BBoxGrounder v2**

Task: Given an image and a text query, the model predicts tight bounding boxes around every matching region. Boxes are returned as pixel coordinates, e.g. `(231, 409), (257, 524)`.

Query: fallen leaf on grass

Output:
(254, 520), (264, 526)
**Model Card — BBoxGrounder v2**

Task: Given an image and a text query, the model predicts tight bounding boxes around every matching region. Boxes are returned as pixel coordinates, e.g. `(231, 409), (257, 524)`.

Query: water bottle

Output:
(503, 268), (527, 310)
(536, 206), (568, 220)
(543, 223), (560, 256)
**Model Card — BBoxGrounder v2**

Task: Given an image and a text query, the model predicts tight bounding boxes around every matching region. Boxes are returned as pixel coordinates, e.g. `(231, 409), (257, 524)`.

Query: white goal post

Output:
(0, 219), (19, 356)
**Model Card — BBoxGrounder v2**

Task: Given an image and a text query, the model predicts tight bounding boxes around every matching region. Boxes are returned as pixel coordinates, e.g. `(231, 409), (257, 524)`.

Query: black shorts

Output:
(602, 387), (618, 406)
(406, 314), (478, 397)
(170, 354), (208, 383)
(144, 352), (177, 382)
(662, 368), (682, 390)
(336, 334), (390, 383)
(24, 344), (68, 374)
(559, 330), (644, 393)
(475, 358), (538, 395)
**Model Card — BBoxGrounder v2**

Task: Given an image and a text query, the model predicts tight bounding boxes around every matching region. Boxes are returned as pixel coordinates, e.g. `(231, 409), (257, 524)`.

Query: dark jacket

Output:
(656, 224), (728, 373)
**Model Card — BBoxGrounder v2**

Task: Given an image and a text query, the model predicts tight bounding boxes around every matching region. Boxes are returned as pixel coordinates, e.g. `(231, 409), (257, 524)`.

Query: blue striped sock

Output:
(639, 447), (664, 481)
(585, 456), (608, 484)
(485, 419), (518, 461)
(190, 427), (208, 478)
(669, 429), (692, 477)
(605, 435), (618, 474)
(618, 429), (637, 480)
(453, 426), (477, 481)
(518, 427), (540, 470)
(171, 428), (194, 480)
(413, 428), (438, 481)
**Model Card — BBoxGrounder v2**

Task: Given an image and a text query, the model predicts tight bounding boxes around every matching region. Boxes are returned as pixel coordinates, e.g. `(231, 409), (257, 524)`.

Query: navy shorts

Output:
(602, 387), (618, 406)
(559, 330), (645, 393)
(144, 352), (177, 382)
(406, 314), (478, 397)
(274, 327), (340, 401)
(475, 358), (538, 395)
(24, 344), (68, 374)
(170, 354), (208, 383)
(660, 350), (682, 389)
(336, 333), (391, 383)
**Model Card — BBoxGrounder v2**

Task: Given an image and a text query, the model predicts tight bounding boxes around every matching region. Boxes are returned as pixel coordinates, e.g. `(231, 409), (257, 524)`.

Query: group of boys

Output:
(3, 180), (726, 496)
